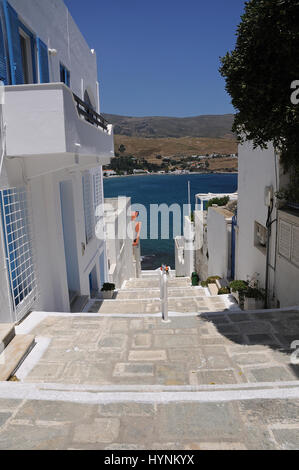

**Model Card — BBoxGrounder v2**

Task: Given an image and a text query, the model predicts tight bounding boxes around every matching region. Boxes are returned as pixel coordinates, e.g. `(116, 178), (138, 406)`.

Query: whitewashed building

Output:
(175, 193), (238, 280)
(193, 193), (237, 281)
(235, 141), (299, 308)
(0, 0), (114, 322)
(104, 197), (141, 288)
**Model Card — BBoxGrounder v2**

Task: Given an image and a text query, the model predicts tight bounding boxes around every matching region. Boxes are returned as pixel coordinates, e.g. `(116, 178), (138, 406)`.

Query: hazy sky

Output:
(64, 0), (245, 117)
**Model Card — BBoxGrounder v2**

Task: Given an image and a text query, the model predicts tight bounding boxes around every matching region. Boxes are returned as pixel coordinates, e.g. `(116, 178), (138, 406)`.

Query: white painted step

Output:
(208, 283), (219, 296)
(0, 324), (15, 354)
(124, 278), (191, 290)
(92, 295), (229, 315)
(2, 380), (299, 405)
(0, 334), (35, 381)
(116, 287), (206, 300)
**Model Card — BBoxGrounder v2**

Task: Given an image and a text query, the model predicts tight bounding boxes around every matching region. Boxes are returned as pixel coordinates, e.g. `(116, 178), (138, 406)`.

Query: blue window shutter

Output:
(0, 20), (7, 83)
(60, 63), (70, 87)
(37, 38), (49, 83)
(3, 0), (24, 85)
(60, 63), (64, 83)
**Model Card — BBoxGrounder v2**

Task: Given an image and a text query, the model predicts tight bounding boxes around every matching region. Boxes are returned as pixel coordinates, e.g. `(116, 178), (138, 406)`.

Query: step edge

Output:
(0, 335), (35, 381)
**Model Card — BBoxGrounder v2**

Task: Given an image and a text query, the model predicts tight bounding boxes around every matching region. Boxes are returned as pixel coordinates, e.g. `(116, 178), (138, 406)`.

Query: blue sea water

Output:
(104, 173), (238, 270)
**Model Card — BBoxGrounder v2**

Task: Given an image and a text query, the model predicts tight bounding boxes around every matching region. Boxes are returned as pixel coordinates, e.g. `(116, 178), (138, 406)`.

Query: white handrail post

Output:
(160, 266), (170, 322)
(163, 273), (168, 322)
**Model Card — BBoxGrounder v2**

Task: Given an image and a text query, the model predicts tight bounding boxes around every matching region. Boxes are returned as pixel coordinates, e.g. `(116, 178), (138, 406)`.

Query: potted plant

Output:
(101, 283), (115, 299)
(244, 287), (265, 310)
(229, 280), (248, 304)
(218, 287), (230, 295)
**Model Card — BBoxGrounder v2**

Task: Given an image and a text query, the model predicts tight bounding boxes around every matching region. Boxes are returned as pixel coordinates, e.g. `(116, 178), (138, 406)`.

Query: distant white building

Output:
(103, 170), (117, 177)
(175, 192), (238, 281)
(0, 0), (115, 322)
(193, 193), (238, 281)
(235, 141), (299, 308)
(133, 169), (148, 175)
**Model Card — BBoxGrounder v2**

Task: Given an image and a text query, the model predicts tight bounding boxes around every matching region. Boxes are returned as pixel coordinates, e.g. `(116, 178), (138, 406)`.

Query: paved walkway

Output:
(0, 391), (299, 449)
(20, 310), (299, 386)
(0, 308), (298, 449)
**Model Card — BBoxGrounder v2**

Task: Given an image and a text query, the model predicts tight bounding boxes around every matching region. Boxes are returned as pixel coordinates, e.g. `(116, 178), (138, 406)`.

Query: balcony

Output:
(3, 83), (114, 175)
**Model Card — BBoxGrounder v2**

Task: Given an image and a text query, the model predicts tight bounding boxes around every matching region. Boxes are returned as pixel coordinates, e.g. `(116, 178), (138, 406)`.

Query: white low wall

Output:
(4, 84), (114, 163)
(207, 207), (232, 279)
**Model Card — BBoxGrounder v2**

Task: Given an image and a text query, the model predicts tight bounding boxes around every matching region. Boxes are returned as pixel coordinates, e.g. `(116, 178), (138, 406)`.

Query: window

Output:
(254, 221), (267, 255)
(60, 63), (70, 87)
(82, 172), (94, 244)
(19, 32), (31, 83)
(278, 218), (299, 268)
(0, 187), (37, 320)
(92, 169), (105, 241)
(18, 22), (37, 84)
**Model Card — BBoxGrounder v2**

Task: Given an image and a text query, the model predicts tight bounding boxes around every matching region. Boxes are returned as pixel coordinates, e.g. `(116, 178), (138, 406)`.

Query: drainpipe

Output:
(265, 195), (274, 309)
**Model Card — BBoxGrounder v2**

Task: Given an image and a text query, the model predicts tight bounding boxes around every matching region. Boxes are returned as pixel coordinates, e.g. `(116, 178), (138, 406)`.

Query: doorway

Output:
(60, 181), (80, 303)
(89, 265), (98, 298)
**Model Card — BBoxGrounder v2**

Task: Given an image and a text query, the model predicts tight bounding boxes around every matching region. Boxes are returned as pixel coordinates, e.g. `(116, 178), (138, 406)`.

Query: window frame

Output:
(18, 20), (37, 84)
(60, 62), (70, 87)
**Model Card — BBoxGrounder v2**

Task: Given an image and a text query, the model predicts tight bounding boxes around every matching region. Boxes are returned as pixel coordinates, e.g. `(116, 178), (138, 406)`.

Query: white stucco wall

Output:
(183, 216), (194, 277)
(105, 197), (135, 289)
(8, 0), (100, 109)
(194, 210), (208, 281)
(236, 141), (279, 295)
(207, 207), (232, 279)
(30, 167), (107, 312)
(174, 217), (194, 278)
(175, 236), (186, 277)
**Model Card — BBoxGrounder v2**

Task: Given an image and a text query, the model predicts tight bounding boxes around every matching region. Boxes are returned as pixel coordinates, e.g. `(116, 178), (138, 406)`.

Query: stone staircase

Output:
(86, 271), (236, 315)
(70, 292), (89, 313)
(0, 324), (35, 381)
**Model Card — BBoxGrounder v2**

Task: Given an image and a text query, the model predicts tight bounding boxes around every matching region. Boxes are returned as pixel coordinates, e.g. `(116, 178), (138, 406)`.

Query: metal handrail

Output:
(160, 268), (169, 322)
(73, 93), (109, 131)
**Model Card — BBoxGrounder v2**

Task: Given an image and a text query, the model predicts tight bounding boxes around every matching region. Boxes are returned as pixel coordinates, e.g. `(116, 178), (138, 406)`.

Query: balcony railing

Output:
(73, 93), (109, 131)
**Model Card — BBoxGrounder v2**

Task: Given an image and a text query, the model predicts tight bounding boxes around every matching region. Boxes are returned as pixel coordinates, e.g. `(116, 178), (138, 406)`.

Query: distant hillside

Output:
(103, 113), (235, 139)
(113, 135), (238, 161)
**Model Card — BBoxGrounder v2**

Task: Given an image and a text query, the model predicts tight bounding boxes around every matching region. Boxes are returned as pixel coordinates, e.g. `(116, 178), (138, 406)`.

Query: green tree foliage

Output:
(118, 144), (126, 154)
(207, 196), (230, 208)
(108, 156), (160, 174)
(219, 0), (299, 170)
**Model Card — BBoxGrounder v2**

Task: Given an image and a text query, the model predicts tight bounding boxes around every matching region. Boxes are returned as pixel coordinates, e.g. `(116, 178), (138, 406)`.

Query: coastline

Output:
(104, 171), (238, 179)
(104, 172), (238, 269)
